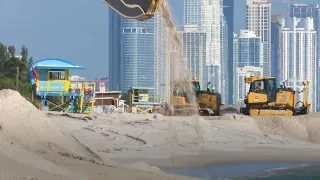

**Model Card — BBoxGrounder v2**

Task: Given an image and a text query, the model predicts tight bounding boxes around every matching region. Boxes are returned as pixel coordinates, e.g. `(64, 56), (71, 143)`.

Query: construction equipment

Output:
(169, 78), (222, 116)
(103, 0), (162, 20)
(241, 76), (311, 116)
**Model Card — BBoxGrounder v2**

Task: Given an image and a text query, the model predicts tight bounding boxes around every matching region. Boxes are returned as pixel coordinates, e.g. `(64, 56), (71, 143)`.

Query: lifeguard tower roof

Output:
(32, 58), (84, 70)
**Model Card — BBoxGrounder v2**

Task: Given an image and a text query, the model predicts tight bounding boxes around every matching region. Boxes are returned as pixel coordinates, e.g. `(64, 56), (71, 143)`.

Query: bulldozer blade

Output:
(172, 108), (199, 116)
(249, 109), (294, 116)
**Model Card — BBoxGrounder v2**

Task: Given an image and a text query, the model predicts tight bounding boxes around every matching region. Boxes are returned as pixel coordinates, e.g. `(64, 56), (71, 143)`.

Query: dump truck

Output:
(241, 76), (311, 116)
(169, 78), (222, 116)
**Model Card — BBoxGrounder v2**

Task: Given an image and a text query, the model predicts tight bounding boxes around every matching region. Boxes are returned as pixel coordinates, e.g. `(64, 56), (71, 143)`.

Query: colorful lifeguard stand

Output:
(129, 87), (160, 114)
(29, 58), (95, 114)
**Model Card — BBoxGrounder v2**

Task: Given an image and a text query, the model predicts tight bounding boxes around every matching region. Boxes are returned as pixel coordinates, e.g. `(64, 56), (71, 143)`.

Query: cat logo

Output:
(103, 0), (162, 21)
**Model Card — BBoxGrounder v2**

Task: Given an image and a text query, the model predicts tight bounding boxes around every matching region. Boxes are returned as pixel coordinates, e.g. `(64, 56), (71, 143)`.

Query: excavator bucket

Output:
(103, 0), (162, 21)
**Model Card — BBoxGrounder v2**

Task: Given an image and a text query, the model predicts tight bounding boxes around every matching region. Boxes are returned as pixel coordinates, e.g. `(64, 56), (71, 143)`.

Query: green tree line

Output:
(0, 42), (34, 100)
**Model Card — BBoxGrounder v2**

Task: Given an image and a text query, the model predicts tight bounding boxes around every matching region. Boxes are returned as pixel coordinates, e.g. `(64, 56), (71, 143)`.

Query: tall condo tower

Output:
(246, 0), (272, 76)
(285, 3), (319, 112)
(281, 17), (317, 112)
(223, 0), (234, 105)
(271, 14), (283, 86)
(233, 30), (265, 106)
(184, 0), (223, 97)
(120, 10), (168, 102)
(108, 9), (121, 91)
(201, 0), (223, 94)
(180, 24), (207, 88)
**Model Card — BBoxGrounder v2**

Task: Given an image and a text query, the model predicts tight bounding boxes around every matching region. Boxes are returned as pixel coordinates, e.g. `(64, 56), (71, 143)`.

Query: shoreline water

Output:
(112, 147), (320, 169)
(160, 162), (320, 179)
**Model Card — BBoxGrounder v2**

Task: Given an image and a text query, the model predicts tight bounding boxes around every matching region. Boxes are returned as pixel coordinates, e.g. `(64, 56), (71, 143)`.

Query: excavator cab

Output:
(103, 0), (162, 20)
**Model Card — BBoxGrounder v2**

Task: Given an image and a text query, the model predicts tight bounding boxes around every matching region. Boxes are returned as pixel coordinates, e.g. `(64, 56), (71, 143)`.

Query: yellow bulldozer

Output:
(169, 78), (222, 116)
(241, 76), (311, 116)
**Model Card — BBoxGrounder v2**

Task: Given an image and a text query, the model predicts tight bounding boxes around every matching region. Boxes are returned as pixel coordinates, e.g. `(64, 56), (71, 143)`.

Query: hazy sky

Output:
(0, 0), (318, 79)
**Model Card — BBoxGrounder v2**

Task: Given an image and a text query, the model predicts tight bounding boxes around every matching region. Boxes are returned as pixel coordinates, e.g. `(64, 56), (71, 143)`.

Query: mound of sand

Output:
(0, 89), (100, 161)
(210, 113), (320, 144)
(254, 115), (320, 144)
(0, 89), (197, 180)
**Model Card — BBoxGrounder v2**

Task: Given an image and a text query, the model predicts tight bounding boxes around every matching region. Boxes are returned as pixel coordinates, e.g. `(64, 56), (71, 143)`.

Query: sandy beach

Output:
(52, 112), (320, 169)
(1, 89), (320, 179)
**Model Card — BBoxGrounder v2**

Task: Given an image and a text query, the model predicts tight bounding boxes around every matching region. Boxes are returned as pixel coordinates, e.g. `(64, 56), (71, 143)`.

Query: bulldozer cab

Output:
(247, 77), (277, 103)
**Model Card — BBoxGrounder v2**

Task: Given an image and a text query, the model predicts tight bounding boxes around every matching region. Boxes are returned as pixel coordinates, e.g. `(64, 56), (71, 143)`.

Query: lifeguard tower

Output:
(29, 58), (95, 114)
(129, 87), (160, 114)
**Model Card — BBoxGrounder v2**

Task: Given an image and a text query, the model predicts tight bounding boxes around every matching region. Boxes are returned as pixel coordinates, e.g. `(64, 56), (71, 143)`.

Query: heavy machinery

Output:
(241, 76), (311, 116)
(103, 0), (162, 20)
(169, 78), (222, 116)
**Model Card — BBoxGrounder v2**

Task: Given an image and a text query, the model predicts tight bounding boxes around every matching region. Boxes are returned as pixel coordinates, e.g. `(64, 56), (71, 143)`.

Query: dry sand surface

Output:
(1, 89), (320, 179)
(0, 89), (199, 180)
(52, 110), (320, 169)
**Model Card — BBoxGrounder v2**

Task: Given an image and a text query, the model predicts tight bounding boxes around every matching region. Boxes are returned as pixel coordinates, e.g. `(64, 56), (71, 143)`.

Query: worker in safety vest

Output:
(207, 82), (213, 93)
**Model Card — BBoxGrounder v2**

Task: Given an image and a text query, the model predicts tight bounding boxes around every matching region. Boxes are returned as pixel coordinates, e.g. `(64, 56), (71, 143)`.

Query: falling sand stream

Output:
(159, 0), (199, 116)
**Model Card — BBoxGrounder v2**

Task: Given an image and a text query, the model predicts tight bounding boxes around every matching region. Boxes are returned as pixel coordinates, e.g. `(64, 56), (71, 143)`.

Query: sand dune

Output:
(0, 89), (199, 180)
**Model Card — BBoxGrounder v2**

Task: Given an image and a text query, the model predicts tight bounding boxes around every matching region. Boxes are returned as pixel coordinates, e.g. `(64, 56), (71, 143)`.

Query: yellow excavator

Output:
(241, 76), (311, 116)
(169, 78), (222, 116)
(103, 0), (162, 20)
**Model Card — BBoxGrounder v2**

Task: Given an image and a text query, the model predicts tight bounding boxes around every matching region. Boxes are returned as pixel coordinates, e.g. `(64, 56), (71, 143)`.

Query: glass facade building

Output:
(184, 0), (223, 93)
(180, 25), (207, 88)
(237, 30), (265, 75)
(281, 24), (317, 112)
(246, 0), (272, 76)
(108, 10), (121, 91)
(220, 15), (229, 104)
(271, 14), (282, 86)
(314, 6), (320, 112)
(184, 0), (201, 25)
(223, 0), (234, 105)
(120, 18), (156, 94)
(289, 3), (319, 112)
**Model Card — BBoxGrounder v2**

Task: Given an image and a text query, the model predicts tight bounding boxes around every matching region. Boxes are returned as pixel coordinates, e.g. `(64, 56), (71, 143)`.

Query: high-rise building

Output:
(108, 9), (121, 91)
(237, 30), (265, 72)
(119, 7), (169, 102)
(183, 0), (223, 94)
(233, 30), (265, 106)
(223, 0), (234, 105)
(154, 7), (170, 103)
(201, 0), (223, 93)
(246, 0), (272, 76)
(271, 14), (283, 86)
(281, 18), (317, 112)
(184, 0), (201, 25)
(180, 24), (207, 88)
(288, 3), (319, 112)
(316, 6), (320, 112)
(232, 33), (239, 105)
(220, 15), (229, 105)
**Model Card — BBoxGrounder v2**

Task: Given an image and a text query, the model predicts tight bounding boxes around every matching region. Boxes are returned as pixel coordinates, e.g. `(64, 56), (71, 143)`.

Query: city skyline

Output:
(0, 0), (319, 79)
(106, 0), (320, 111)
(0, 0), (319, 110)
